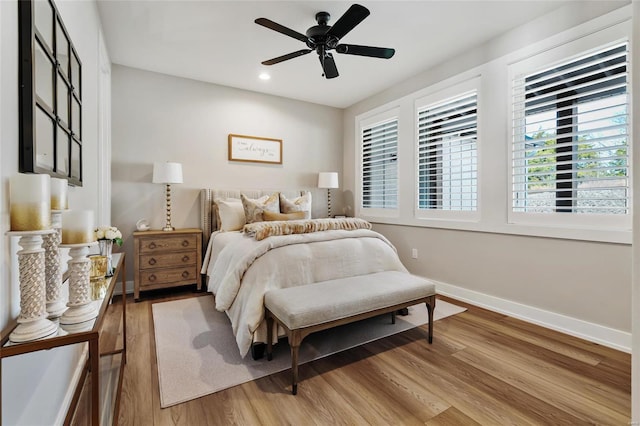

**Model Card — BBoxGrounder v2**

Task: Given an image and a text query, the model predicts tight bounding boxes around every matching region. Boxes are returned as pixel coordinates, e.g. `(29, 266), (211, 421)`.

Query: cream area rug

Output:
(152, 295), (466, 408)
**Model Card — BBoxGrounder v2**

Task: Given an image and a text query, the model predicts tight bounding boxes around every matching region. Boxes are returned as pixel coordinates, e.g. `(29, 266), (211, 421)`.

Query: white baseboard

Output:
(435, 279), (631, 353)
(54, 346), (89, 426)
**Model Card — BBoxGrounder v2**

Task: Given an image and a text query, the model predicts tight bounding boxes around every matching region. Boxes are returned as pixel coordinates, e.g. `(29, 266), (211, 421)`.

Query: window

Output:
(417, 90), (478, 213)
(512, 42), (629, 221)
(360, 114), (399, 213)
(19, 0), (83, 186)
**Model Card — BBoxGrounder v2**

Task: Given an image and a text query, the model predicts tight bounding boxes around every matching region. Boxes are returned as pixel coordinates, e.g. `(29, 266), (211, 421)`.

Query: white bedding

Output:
(203, 228), (407, 357)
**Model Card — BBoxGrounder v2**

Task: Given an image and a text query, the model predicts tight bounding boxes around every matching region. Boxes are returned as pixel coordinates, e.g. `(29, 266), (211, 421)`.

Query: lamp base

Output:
(162, 226), (174, 232)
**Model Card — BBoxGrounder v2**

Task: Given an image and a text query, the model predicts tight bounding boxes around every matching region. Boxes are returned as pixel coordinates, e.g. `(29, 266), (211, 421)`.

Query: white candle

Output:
(50, 178), (68, 210)
(61, 210), (95, 244)
(10, 174), (51, 231)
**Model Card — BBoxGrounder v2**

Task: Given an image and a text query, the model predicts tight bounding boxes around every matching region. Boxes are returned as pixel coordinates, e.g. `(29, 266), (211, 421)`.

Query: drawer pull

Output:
(181, 271), (190, 279)
(149, 242), (157, 249)
(181, 240), (189, 247)
(148, 258), (157, 266)
(149, 274), (157, 282)
(182, 255), (190, 262)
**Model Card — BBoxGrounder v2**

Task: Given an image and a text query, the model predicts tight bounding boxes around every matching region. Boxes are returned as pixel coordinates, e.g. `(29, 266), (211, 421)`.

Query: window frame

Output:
(414, 77), (481, 222)
(356, 107), (401, 219)
(508, 26), (631, 233)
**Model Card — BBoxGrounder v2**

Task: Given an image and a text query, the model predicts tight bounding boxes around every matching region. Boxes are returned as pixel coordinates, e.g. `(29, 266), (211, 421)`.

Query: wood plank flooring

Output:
(93, 290), (630, 425)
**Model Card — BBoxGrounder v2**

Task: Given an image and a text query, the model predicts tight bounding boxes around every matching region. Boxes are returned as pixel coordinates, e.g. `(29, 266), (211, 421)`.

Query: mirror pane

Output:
(72, 98), (80, 136)
(56, 22), (69, 77)
(35, 41), (54, 109)
(35, 108), (54, 170)
(71, 52), (80, 93)
(57, 126), (69, 175)
(71, 140), (81, 180)
(57, 74), (69, 126)
(34, 0), (53, 51)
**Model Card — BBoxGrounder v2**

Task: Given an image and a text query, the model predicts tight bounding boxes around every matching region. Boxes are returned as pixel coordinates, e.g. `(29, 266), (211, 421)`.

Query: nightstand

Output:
(133, 228), (202, 301)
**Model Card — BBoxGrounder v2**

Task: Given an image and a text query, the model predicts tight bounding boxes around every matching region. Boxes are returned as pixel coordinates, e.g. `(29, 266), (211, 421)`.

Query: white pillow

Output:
(216, 199), (246, 231)
(280, 191), (312, 219)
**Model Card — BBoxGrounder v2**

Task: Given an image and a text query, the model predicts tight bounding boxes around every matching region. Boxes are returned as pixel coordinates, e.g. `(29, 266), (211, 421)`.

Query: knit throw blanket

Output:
(243, 217), (372, 241)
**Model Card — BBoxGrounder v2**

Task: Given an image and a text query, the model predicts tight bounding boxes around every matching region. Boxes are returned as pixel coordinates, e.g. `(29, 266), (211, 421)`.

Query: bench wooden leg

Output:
(290, 342), (300, 395)
(425, 295), (436, 344)
(266, 313), (274, 361)
(391, 311), (396, 324)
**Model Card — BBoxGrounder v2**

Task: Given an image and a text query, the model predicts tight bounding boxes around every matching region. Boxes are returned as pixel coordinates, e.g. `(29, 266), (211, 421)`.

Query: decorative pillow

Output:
(263, 210), (306, 221)
(279, 191), (312, 219)
(241, 193), (280, 224)
(216, 198), (246, 231)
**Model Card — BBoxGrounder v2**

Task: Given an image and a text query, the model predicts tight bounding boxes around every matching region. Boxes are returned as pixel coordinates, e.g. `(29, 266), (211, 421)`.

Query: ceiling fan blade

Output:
(262, 49), (313, 66)
(325, 4), (370, 40)
(336, 44), (395, 59)
(319, 52), (339, 79)
(255, 18), (308, 42)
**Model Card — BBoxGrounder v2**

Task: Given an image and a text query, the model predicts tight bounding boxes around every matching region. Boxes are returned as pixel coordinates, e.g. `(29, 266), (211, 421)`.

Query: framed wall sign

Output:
(228, 134), (282, 165)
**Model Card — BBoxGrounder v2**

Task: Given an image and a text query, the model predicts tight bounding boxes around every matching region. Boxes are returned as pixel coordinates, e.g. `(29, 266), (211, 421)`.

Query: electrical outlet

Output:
(411, 248), (418, 259)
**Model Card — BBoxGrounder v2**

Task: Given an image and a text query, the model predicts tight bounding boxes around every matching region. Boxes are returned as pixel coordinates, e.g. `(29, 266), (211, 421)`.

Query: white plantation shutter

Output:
(361, 118), (398, 209)
(417, 91), (478, 211)
(512, 42), (630, 215)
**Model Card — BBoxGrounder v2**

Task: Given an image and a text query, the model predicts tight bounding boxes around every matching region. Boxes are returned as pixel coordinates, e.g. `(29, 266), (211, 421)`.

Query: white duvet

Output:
(204, 229), (407, 357)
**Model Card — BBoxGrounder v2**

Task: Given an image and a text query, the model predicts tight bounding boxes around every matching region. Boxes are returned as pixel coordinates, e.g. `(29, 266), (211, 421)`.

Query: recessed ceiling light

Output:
(259, 72), (271, 81)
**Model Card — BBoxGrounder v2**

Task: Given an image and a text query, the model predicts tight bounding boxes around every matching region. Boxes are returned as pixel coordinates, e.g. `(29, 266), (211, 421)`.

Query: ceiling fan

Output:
(255, 4), (395, 79)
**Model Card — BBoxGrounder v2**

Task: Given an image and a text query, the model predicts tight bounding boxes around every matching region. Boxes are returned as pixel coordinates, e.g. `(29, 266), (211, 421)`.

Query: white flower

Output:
(94, 225), (123, 246)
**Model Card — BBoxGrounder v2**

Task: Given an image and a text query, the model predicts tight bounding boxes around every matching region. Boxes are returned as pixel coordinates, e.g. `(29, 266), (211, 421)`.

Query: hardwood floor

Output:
(97, 290), (630, 425)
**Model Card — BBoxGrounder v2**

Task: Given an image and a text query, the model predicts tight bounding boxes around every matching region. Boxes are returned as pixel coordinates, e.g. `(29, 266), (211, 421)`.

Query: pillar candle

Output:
(10, 174), (51, 231)
(50, 178), (68, 210)
(61, 210), (95, 244)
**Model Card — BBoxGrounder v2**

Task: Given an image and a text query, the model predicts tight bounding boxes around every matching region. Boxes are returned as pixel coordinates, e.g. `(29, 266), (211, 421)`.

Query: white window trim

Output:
(356, 106), (401, 220)
(414, 76), (481, 222)
(507, 21), (632, 236)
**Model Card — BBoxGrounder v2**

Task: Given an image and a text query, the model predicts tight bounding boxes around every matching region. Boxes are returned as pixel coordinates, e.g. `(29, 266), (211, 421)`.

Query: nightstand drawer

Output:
(138, 235), (198, 254)
(139, 267), (198, 287)
(138, 252), (196, 270)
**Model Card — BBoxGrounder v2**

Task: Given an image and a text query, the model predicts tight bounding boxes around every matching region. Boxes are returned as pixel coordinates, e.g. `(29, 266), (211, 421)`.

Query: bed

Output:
(200, 188), (408, 358)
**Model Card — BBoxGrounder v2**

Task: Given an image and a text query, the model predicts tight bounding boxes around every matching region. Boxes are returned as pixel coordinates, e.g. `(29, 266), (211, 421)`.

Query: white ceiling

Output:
(98, 1), (579, 109)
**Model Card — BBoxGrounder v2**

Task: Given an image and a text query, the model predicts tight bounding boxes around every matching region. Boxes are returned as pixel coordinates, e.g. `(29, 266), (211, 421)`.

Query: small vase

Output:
(98, 239), (114, 277)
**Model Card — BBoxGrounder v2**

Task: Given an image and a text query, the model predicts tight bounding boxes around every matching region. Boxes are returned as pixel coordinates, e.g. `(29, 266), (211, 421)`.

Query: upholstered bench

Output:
(264, 270), (436, 395)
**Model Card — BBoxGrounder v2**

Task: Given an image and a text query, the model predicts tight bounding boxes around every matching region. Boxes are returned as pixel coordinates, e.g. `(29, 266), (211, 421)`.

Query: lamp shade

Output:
(318, 172), (339, 189)
(152, 162), (183, 184)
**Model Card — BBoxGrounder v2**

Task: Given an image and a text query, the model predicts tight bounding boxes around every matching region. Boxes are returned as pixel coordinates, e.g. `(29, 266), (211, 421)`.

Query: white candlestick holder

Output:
(59, 242), (99, 331)
(6, 230), (59, 343)
(44, 210), (66, 319)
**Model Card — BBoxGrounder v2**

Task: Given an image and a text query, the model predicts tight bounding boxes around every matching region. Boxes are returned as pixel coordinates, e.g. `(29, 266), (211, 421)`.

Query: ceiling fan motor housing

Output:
(305, 12), (338, 50)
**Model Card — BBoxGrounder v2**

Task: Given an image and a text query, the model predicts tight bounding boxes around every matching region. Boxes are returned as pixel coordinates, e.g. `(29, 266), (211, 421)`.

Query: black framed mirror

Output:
(19, 0), (83, 186)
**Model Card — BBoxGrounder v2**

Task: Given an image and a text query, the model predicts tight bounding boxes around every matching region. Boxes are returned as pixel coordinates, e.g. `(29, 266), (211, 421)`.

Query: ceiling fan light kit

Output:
(255, 4), (395, 79)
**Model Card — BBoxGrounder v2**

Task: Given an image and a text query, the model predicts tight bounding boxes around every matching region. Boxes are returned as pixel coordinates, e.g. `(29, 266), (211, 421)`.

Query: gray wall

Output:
(344, 2), (632, 344)
(110, 65), (344, 283)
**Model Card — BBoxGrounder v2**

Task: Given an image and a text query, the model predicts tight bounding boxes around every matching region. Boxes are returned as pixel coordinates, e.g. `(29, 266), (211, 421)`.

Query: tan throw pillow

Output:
(263, 210), (306, 221)
(216, 199), (246, 231)
(241, 193), (280, 223)
(279, 191), (312, 219)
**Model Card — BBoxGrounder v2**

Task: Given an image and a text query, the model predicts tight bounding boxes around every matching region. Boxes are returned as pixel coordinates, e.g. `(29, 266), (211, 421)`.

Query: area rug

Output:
(152, 295), (466, 408)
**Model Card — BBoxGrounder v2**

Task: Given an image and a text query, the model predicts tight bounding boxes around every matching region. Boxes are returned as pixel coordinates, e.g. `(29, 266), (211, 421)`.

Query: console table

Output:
(1, 252), (127, 425)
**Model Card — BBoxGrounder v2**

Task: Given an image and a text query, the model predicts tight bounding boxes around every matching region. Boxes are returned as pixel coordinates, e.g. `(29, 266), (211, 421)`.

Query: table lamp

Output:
(153, 162), (183, 231)
(318, 172), (339, 217)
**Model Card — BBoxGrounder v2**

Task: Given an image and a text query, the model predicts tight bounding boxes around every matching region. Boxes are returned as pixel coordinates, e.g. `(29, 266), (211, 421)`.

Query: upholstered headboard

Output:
(200, 188), (324, 248)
